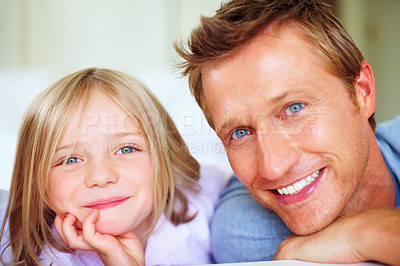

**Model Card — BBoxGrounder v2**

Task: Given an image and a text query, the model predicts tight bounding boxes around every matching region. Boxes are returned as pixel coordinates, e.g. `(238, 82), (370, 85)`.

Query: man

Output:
(175, 0), (400, 264)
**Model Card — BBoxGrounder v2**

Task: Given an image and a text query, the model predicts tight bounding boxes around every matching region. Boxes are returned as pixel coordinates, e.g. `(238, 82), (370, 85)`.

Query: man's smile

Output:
(277, 169), (322, 195)
(271, 168), (325, 205)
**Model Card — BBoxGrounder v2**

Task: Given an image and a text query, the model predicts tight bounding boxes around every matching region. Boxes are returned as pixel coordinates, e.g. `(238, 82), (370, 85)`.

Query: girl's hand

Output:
(54, 209), (145, 266)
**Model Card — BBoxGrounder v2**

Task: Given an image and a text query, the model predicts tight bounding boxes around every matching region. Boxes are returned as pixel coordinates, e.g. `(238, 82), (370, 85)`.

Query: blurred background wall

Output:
(0, 0), (399, 190)
(339, 0), (400, 123)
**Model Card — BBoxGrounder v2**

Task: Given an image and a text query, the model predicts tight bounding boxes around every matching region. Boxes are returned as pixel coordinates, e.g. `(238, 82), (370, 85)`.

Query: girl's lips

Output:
(84, 197), (131, 210)
(273, 167), (325, 205)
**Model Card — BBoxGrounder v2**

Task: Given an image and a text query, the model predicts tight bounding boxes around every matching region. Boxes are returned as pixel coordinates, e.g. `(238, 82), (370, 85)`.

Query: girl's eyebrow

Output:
(111, 131), (144, 139)
(54, 142), (84, 153)
(55, 132), (144, 153)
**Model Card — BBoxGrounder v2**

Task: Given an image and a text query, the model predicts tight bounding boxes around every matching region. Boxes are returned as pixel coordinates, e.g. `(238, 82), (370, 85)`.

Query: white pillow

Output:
(0, 189), (9, 208)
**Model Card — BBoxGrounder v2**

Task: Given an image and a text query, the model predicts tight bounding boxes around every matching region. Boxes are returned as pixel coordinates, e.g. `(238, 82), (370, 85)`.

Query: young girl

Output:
(0, 67), (225, 265)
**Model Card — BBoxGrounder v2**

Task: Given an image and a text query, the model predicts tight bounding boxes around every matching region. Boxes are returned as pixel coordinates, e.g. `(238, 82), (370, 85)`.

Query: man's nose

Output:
(256, 131), (301, 181)
(85, 158), (119, 188)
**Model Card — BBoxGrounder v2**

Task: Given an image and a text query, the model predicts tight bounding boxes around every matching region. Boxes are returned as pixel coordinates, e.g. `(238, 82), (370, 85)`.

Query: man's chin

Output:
(280, 214), (334, 235)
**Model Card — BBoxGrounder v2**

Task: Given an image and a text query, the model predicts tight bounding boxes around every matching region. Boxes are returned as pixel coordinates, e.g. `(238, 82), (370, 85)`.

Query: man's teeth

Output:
(277, 170), (320, 195)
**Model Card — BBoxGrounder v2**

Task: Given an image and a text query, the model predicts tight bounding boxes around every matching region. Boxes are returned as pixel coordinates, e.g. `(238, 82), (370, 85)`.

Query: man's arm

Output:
(211, 177), (292, 262)
(274, 208), (400, 265)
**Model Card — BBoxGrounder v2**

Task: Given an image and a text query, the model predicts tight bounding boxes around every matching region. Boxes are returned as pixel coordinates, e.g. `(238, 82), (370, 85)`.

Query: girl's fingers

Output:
(81, 209), (119, 250)
(54, 214), (67, 243)
(80, 209), (144, 264)
(60, 213), (92, 250)
(57, 210), (144, 265)
(81, 209), (100, 240)
(61, 213), (79, 240)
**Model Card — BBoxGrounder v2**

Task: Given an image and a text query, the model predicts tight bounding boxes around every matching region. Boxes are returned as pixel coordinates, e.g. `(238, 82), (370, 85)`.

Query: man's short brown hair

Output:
(175, 0), (376, 130)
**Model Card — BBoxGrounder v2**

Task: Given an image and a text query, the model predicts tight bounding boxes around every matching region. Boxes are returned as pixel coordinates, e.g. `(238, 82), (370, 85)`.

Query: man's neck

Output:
(342, 130), (395, 215)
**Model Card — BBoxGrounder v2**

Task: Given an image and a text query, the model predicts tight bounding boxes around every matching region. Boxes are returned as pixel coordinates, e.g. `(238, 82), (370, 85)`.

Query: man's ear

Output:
(356, 60), (376, 119)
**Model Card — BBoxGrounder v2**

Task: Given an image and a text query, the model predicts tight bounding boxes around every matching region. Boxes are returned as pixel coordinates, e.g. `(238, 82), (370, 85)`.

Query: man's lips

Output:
(83, 196), (131, 210)
(276, 168), (322, 195)
(272, 167), (325, 205)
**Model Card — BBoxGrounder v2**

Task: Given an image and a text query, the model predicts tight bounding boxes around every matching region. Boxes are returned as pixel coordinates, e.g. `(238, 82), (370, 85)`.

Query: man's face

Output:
(202, 25), (373, 235)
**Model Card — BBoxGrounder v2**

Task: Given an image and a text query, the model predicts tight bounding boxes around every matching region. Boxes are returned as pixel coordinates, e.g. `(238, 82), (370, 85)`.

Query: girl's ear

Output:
(355, 61), (376, 119)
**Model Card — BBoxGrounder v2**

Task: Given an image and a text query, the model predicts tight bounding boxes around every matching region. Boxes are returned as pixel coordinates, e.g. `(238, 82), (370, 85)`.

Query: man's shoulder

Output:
(376, 115), (400, 145)
(376, 115), (400, 152)
(376, 115), (400, 133)
(376, 115), (400, 198)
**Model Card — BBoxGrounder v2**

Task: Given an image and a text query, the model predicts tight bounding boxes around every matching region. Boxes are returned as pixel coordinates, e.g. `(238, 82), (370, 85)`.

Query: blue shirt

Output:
(376, 115), (400, 207)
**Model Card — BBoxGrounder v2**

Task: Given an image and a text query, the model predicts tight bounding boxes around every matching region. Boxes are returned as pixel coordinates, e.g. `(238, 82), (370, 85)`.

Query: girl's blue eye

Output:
(284, 103), (304, 117)
(116, 146), (136, 155)
(65, 157), (82, 165)
(232, 129), (251, 139)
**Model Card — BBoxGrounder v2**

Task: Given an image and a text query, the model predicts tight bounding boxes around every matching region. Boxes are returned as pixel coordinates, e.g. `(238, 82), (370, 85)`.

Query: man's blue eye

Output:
(65, 157), (81, 164)
(232, 129), (251, 139)
(284, 103), (304, 117)
(116, 146), (136, 155)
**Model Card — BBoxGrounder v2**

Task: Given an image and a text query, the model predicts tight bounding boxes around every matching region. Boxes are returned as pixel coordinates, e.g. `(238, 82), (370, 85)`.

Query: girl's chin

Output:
(73, 217), (127, 236)
(95, 222), (129, 236)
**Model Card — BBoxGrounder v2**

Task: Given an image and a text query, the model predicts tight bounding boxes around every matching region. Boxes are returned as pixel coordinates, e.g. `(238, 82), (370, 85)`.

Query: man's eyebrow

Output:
(215, 91), (293, 135)
(215, 119), (234, 136)
(268, 90), (291, 103)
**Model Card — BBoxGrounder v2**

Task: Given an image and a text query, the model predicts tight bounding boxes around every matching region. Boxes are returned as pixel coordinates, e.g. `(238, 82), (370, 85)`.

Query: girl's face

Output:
(48, 89), (154, 237)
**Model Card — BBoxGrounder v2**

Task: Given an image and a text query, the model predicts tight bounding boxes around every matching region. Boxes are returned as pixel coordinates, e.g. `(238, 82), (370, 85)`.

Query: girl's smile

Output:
(83, 196), (132, 210)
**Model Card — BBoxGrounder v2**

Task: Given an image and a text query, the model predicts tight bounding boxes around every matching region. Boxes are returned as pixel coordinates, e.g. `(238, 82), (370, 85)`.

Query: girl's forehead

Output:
(61, 90), (142, 142)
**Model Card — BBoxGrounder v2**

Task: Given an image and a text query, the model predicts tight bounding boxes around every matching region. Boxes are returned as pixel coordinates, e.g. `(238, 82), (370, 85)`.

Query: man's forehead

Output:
(200, 22), (332, 132)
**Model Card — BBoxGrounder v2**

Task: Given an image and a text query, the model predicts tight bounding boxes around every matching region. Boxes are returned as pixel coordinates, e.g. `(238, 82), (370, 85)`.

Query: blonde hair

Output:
(0, 67), (200, 265)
